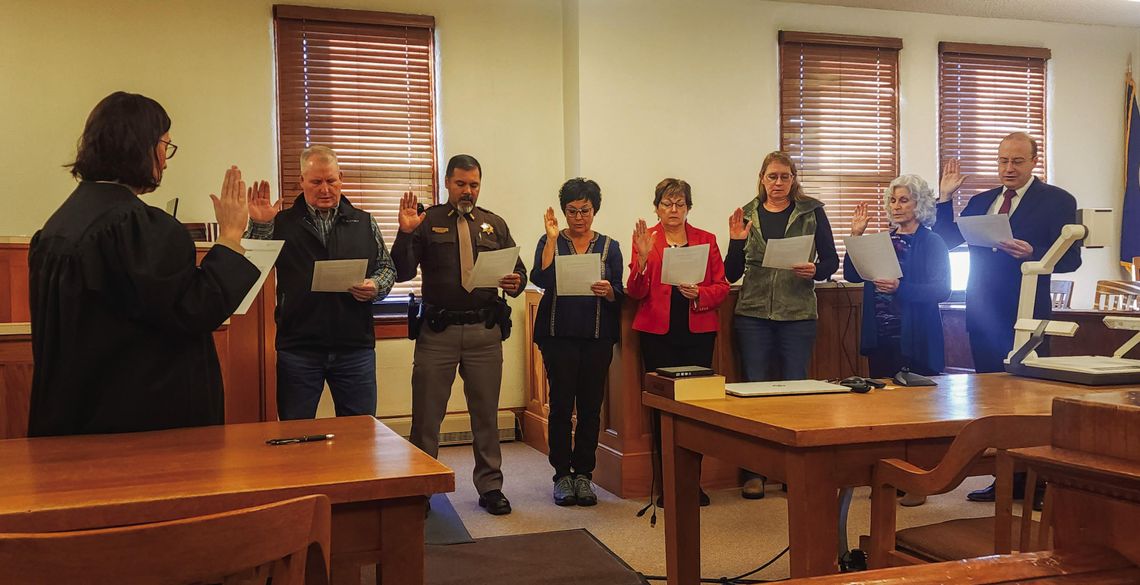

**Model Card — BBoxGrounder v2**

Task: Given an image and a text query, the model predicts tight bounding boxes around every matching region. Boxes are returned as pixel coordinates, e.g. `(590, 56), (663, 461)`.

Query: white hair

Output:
(300, 145), (339, 170)
(883, 174), (936, 227)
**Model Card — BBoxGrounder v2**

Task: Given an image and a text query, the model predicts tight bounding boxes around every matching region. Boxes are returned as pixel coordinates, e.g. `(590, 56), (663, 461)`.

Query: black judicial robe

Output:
(27, 181), (260, 436)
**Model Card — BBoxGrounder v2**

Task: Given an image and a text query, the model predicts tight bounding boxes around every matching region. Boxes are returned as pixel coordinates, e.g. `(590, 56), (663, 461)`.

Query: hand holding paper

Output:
(555, 254), (601, 296)
(466, 246), (521, 291)
(661, 244), (709, 285)
(311, 259), (368, 293)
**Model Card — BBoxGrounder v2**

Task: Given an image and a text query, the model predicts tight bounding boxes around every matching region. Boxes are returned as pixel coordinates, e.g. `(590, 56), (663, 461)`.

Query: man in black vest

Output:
(393, 154), (527, 515)
(246, 146), (396, 420)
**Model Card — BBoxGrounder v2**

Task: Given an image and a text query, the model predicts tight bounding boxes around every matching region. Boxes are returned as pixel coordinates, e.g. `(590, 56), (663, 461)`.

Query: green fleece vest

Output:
(734, 196), (823, 321)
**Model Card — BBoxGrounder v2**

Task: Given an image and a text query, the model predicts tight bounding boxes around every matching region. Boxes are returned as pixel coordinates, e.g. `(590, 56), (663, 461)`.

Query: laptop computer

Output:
(725, 380), (850, 397)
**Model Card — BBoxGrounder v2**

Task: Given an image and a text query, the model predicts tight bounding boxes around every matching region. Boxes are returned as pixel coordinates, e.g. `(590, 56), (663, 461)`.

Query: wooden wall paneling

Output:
(0, 243), (31, 324)
(0, 332), (33, 439)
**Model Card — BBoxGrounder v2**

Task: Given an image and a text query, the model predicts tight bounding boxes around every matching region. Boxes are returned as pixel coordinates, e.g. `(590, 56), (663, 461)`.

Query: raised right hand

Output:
(544, 207), (560, 240)
(210, 166), (249, 244)
(728, 208), (753, 240)
(851, 201), (870, 236)
(939, 158), (968, 202)
(246, 180), (280, 223)
(398, 191), (426, 234)
(633, 218), (657, 262)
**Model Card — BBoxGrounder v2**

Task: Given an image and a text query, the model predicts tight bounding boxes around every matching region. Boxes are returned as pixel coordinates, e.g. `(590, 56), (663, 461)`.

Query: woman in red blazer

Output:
(627, 177), (729, 506)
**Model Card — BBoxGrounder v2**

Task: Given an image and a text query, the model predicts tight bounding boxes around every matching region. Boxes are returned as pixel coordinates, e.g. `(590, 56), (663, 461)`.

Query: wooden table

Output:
(642, 373), (1130, 581)
(0, 415), (454, 585)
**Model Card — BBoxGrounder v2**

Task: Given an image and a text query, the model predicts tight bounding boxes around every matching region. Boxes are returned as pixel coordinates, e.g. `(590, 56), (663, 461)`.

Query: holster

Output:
(493, 293), (512, 341)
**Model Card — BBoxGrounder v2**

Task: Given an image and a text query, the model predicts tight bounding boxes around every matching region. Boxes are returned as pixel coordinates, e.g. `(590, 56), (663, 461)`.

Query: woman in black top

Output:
(530, 178), (624, 507)
(28, 92), (259, 436)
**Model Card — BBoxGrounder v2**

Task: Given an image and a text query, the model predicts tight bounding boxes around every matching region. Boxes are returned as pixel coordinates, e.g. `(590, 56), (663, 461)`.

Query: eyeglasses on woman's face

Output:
(160, 139), (178, 159)
(564, 205), (594, 218)
(658, 200), (688, 211)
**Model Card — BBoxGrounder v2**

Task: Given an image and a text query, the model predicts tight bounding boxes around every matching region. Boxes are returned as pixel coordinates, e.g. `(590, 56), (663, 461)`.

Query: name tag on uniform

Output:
(431, 227), (450, 233)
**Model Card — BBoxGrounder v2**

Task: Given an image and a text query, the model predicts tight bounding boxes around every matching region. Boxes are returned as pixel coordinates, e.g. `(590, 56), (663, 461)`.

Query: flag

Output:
(1122, 70), (1140, 267)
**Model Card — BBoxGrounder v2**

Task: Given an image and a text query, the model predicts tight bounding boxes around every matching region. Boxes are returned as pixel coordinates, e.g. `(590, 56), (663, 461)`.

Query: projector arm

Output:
(1011, 224), (1088, 355)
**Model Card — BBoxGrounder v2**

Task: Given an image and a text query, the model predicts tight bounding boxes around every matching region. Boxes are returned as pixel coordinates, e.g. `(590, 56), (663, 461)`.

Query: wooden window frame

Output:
(778, 31), (902, 270)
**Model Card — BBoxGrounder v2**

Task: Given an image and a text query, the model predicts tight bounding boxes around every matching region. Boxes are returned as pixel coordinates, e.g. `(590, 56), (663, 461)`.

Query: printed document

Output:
(957, 214), (1013, 248)
(761, 234), (814, 269)
(466, 246), (520, 291)
(311, 259), (368, 292)
(662, 243), (709, 285)
(555, 254), (601, 296)
(843, 232), (903, 281)
(234, 239), (284, 315)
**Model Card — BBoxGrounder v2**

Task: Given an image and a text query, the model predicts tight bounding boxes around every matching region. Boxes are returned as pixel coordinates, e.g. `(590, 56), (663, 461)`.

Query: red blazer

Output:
(626, 222), (729, 335)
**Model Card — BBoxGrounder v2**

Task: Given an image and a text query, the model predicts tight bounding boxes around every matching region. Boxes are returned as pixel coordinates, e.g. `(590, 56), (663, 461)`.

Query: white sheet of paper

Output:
(661, 244), (710, 285)
(842, 232), (903, 281)
(761, 234), (814, 269)
(956, 214), (1013, 248)
(232, 239), (284, 315)
(311, 259), (367, 292)
(555, 254), (601, 296)
(466, 246), (520, 291)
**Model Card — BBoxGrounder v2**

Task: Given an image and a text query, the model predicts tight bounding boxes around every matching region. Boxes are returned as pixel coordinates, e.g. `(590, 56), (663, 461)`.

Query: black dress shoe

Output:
(478, 489), (512, 515)
(967, 476), (1028, 503)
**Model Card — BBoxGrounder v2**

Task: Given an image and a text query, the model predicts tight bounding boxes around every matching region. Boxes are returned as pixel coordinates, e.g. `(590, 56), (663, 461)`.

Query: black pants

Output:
(540, 337), (615, 481)
(640, 331), (716, 496)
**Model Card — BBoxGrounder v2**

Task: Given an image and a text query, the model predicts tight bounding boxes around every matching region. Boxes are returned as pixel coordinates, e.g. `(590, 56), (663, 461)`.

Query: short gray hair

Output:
(300, 145), (339, 170)
(884, 174), (936, 227)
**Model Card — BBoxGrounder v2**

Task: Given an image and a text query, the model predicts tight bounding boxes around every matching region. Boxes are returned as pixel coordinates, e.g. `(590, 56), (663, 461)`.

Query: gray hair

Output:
(884, 174), (936, 227)
(300, 145), (339, 170)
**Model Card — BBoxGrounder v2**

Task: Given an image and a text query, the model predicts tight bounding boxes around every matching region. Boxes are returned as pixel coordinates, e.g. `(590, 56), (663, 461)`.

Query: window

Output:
(779, 31), (902, 268)
(939, 42), (1049, 216)
(274, 5), (437, 298)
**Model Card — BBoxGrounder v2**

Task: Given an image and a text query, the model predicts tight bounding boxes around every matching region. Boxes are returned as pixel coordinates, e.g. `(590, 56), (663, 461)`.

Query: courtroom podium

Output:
(522, 284), (866, 498)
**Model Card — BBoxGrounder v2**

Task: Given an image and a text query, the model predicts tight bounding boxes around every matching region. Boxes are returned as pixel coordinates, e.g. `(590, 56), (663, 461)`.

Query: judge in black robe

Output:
(28, 91), (260, 436)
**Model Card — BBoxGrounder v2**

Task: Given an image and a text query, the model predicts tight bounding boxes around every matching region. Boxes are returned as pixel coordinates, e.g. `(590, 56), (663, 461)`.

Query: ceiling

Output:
(769, 0), (1140, 29)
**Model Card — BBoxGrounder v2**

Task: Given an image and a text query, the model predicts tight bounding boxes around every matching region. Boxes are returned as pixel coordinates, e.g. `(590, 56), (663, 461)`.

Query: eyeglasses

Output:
(658, 200), (688, 210)
(160, 139), (178, 159)
(764, 173), (793, 183)
(564, 206), (594, 218)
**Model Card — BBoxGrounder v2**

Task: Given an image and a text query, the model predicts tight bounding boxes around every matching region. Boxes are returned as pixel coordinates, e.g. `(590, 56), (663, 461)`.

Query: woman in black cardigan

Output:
(844, 174), (951, 378)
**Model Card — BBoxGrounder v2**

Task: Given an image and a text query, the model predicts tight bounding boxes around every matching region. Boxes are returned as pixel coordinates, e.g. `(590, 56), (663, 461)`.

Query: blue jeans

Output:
(276, 347), (377, 420)
(734, 315), (817, 382)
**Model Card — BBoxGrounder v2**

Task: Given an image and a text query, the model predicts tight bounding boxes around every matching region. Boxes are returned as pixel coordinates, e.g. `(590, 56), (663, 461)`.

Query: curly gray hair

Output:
(883, 174), (936, 227)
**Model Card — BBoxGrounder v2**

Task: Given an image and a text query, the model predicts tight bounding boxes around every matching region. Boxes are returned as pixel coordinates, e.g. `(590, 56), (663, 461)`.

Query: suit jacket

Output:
(626, 222), (730, 335)
(933, 178), (1081, 335)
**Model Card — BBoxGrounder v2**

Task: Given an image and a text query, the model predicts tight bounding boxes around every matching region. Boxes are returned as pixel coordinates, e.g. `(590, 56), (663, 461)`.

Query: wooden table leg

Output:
(377, 497), (425, 584)
(786, 450), (839, 577)
(662, 413), (701, 585)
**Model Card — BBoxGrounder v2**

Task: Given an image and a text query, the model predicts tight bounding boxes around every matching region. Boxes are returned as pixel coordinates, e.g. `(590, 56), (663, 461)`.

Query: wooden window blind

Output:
(939, 42), (1049, 215)
(779, 32), (901, 266)
(274, 5), (436, 298)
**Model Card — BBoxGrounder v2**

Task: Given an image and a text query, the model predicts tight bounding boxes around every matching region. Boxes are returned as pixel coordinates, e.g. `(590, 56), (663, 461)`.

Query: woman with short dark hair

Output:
(531, 177), (624, 507)
(28, 91), (260, 436)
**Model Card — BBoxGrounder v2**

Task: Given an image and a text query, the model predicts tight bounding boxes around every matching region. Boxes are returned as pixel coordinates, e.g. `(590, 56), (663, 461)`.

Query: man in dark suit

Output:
(935, 132), (1081, 374)
(935, 132), (1081, 503)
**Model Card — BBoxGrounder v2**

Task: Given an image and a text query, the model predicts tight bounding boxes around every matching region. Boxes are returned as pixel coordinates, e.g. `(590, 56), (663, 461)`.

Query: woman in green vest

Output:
(724, 151), (839, 498)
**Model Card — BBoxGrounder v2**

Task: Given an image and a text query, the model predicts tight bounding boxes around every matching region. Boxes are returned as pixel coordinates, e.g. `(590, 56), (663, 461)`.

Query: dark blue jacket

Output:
(843, 226), (951, 373)
(933, 178), (1081, 335)
(530, 231), (624, 344)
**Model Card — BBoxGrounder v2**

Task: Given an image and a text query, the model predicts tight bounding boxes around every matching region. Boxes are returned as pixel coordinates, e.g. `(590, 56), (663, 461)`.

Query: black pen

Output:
(266, 433), (335, 445)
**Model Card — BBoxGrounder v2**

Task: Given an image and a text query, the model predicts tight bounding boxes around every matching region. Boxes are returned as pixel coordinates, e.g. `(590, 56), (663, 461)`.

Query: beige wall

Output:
(570, 0), (1139, 310)
(4, 1), (1138, 417)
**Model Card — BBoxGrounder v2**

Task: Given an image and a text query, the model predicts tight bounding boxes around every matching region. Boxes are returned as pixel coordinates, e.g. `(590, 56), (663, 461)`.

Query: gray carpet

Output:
(426, 528), (648, 585)
(425, 493), (474, 545)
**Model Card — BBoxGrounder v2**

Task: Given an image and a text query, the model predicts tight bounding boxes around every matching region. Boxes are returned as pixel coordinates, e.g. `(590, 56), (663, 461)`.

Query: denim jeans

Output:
(276, 347), (377, 420)
(733, 315), (817, 382)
